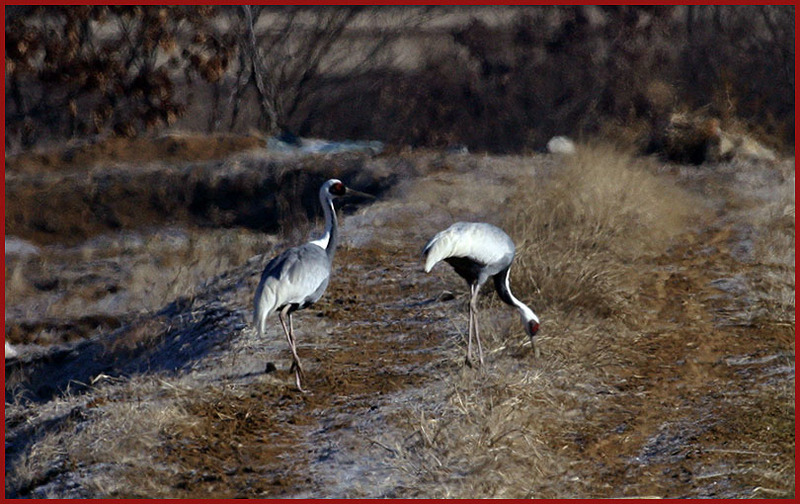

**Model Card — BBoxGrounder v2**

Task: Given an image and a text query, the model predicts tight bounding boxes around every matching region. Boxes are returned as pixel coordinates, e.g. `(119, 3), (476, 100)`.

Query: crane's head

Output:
(322, 178), (374, 200)
(324, 179), (347, 197)
(520, 310), (540, 359)
(517, 304), (540, 340)
(523, 314), (540, 358)
(526, 319), (540, 338)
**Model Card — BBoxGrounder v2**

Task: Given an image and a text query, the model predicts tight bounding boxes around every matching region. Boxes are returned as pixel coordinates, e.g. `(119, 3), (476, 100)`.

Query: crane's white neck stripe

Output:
(321, 185), (339, 262)
(505, 271), (539, 323)
(309, 236), (328, 249)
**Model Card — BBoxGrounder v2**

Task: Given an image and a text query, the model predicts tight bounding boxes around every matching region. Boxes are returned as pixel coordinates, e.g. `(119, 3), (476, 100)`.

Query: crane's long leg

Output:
(288, 313), (306, 379)
(288, 312), (306, 391)
(467, 291), (475, 367)
(465, 283), (484, 367)
(474, 308), (484, 366)
(279, 306), (306, 392)
(470, 283), (484, 366)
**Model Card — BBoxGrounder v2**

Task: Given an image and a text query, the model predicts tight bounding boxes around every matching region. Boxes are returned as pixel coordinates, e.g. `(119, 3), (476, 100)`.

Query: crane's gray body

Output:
(423, 221), (515, 288)
(253, 180), (341, 341)
(253, 242), (331, 338)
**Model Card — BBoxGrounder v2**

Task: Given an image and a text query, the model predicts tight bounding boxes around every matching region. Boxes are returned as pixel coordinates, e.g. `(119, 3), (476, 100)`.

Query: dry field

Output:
(4, 135), (795, 498)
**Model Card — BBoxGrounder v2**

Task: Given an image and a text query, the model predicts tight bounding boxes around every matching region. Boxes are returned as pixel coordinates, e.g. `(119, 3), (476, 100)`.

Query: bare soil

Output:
(581, 223), (794, 498)
(4, 136), (794, 498)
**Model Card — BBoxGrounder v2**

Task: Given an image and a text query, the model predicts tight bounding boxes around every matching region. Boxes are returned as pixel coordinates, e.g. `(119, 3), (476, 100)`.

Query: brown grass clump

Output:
(509, 142), (702, 318)
(394, 367), (584, 498)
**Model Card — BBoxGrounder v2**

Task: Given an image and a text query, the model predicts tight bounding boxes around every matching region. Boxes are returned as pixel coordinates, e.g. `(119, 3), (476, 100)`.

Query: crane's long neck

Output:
(320, 192), (339, 263)
(494, 266), (539, 324)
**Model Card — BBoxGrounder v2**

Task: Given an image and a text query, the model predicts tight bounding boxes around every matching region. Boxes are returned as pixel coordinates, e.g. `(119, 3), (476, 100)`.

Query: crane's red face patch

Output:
(330, 182), (346, 196)
(528, 321), (540, 337)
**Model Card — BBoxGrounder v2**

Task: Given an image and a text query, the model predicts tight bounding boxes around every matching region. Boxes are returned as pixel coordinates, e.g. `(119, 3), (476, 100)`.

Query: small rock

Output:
(733, 135), (777, 162)
(5, 341), (18, 359)
(436, 291), (455, 302)
(547, 136), (577, 155)
(446, 144), (469, 155)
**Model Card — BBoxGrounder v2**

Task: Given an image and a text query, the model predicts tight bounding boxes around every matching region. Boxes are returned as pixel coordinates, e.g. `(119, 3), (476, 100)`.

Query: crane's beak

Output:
(344, 187), (376, 200)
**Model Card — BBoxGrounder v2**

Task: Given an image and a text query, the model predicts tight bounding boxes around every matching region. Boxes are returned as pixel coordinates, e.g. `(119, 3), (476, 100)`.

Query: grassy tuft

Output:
(508, 142), (702, 318)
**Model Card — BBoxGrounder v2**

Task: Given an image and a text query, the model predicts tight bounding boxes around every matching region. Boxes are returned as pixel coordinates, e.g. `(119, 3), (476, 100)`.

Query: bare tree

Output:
(5, 6), (231, 148)
(756, 6), (794, 98)
(226, 6), (416, 135)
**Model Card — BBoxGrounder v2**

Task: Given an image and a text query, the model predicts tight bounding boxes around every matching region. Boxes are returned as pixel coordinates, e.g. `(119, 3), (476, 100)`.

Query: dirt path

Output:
(155, 163), (793, 499)
(575, 217), (794, 496)
(151, 239), (472, 497)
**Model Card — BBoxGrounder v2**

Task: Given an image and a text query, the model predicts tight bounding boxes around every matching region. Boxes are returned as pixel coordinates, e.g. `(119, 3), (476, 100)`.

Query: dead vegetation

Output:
(510, 143), (702, 314)
(5, 7), (793, 158)
(4, 141), (794, 498)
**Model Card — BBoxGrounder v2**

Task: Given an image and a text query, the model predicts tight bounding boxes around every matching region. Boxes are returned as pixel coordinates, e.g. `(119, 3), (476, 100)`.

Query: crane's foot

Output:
(290, 360), (307, 392)
(465, 353), (483, 368)
(293, 369), (308, 393)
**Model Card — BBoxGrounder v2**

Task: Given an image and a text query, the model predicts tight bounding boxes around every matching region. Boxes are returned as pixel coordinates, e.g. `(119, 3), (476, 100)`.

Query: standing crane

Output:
(254, 178), (372, 392)
(423, 221), (540, 366)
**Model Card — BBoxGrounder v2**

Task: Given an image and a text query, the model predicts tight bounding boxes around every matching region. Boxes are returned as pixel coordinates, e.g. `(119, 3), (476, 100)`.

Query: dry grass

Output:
(727, 160), (795, 332)
(5, 227), (278, 345)
(5, 144), (792, 498)
(388, 143), (706, 497)
(393, 371), (578, 498)
(512, 144), (703, 319)
(125, 228), (278, 313)
(6, 371), (301, 498)
(4, 374), (197, 498)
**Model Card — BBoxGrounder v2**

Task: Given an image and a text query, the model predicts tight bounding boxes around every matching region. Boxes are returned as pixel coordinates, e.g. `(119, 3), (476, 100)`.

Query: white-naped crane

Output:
(254, 178), (372, 392)
(423, 221), (540, 366)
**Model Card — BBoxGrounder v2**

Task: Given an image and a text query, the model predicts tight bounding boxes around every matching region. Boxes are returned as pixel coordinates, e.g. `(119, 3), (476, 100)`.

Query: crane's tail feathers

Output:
(422, 238), (445, 273)
(253, 304), (268, 337)
(253, 281), (278, 337)
(423, 254), (439, 273)
(422, 229), (457, 273)
(422, 241), (437, 272)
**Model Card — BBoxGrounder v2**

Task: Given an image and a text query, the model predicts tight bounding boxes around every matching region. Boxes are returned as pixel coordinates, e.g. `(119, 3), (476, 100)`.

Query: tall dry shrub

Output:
(506, 143), (701, 319)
